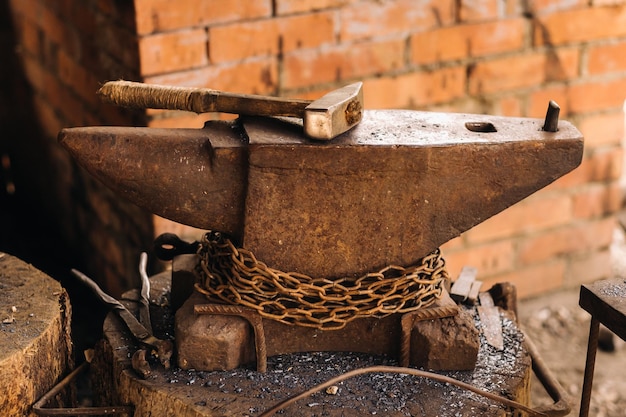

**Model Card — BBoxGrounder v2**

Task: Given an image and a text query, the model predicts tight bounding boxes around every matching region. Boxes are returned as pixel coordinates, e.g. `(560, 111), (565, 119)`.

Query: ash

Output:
(599, 280), (626, 297)
(149, 307), (528, 416)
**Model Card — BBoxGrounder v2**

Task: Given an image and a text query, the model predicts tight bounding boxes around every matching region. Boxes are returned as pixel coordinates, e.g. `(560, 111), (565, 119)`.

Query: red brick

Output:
(534, 6), (626, 46)
(465, 193), (573, 244)
(577, 111), (625, 149)
(592, 0), (626, 5)
(468, 53), (546, 95)
(411, 19), (526, 65)
(275, 0), (353, 14)
(20, 54), (47, 95)
(497, 95), (523, 116)
(134, 0), (272, 35)
(210, 12), (336, 63)
(153, 216), (205, 242)
(32, 94), (64, 138)
(565, 249), (612, 287)
(144, 58), (278, 95)
(568, 78), (626, 114)
(458, 0), (503, 22)
(14, 14), (42, 57)
(96, 0), (136, 30)
(8, 0), (42, 26)
(96, 22), (139, 68)
(339, 0), (455, 42)
(588, 41), (626, 75)
(41, 69), (86, 126)
(440, 240), (515, 282)
(147, 112), (214, 128)
(67, 1), (98, 38)
(57, 49), (101, 107)
(363, 67), (466, 109)
(573, 182), (623, 219)
(518, 217), (616, 265)
(525, 0), (587, 14)
(586, 147), (623, 182)
(441, 235), (465, 252)
(283, 39), (405, 89)
(37, 1), (81, 57)
(491, 260), (565, 299)
(544, 47), (580, 81)
(139, 29), (208, 76)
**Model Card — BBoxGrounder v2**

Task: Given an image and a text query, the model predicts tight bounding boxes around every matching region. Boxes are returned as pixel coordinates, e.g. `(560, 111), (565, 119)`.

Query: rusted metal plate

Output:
(477, 306), (504, 351)
(59, 110), (583, 277)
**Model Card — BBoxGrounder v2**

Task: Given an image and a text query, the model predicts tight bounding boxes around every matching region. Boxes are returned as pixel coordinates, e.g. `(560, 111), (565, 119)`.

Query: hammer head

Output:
(303, 82), (363, 140)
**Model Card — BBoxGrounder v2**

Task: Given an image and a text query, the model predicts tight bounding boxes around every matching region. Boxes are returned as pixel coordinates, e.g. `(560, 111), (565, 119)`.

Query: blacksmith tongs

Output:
(72, 257), (173, 375)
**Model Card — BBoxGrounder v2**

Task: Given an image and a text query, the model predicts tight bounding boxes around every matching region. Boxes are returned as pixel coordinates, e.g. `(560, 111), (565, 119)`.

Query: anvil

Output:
(59, 110), (583, 277)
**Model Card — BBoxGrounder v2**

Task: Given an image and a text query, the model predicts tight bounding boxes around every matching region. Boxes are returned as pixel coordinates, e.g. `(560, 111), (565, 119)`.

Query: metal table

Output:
(578, 279), (626, 417)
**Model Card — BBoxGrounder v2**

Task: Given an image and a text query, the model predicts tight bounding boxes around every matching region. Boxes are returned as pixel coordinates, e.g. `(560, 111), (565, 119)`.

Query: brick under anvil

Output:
(58, 110), (583, 277)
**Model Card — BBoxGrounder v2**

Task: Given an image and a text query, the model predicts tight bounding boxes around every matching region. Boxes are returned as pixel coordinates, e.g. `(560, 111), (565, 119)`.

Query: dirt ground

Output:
(518, 228), (626, 417)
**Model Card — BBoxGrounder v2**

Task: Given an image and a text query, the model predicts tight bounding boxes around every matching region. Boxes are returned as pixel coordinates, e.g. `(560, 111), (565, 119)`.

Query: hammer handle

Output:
(98, 80), (311, 117)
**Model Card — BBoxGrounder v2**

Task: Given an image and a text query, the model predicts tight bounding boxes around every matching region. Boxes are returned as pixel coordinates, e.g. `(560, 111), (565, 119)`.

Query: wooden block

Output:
(0, 253), (73, 416)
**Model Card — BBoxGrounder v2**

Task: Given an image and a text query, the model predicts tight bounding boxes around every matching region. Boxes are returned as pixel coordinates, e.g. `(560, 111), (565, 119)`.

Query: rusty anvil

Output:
(59, 108), (583, 279)
(58, 85), (583, 372)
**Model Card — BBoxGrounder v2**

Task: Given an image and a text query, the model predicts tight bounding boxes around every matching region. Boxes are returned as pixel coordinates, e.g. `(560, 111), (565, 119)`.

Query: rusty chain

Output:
(195, 232), (448, 330)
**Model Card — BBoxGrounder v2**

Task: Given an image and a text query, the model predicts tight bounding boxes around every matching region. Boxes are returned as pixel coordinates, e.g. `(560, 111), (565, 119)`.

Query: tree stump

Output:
(0, 253), (73, 416)
(92, 272), (532, 416)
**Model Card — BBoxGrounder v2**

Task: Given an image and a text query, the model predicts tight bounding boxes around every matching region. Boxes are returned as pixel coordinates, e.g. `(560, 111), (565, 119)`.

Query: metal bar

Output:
(399, 305), (459, 367)
(542, 100), (560, 132)
(523, 330), (572, 417)
(32, 362), (134, 416)
(579, 317), (600, 417)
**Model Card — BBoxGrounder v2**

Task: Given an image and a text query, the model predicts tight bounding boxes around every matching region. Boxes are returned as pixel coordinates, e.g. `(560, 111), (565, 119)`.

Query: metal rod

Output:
(579, 317), (600, 417)
(523, 330), (572, 416)
(542, 100), (560, 132)
(32, 362), (134, 416)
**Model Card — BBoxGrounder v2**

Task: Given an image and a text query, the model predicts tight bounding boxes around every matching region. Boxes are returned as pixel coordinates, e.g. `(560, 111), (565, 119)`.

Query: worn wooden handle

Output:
(98, 80), (310, 117)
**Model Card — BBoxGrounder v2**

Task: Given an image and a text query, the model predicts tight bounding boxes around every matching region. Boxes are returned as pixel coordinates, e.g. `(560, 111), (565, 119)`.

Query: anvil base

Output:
(175, 291), (479, 372)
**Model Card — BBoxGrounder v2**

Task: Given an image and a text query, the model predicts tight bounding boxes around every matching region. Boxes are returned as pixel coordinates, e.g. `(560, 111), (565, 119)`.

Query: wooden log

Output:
(92, 272), (531, 417)
(0, 253), (73, 416)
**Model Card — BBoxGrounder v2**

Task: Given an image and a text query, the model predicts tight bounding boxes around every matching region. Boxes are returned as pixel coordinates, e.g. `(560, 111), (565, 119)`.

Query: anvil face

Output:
(59, 110), (583, 277)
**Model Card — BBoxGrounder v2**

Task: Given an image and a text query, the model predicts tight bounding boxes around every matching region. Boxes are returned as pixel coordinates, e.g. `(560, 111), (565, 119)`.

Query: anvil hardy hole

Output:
(465, 121), (497, 133)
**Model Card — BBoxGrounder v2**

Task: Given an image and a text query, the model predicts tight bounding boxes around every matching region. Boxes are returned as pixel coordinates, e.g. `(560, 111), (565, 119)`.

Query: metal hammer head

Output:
(303, 82), (363, 140)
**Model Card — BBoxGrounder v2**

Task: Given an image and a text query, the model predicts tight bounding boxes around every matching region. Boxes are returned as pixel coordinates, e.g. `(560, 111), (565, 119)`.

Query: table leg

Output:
(579, 317), (600, 417)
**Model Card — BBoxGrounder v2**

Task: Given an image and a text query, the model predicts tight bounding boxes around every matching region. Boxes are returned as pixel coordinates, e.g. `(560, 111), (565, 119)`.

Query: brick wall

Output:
(6, 0), (154, 295)
(6, 0), (626, 298)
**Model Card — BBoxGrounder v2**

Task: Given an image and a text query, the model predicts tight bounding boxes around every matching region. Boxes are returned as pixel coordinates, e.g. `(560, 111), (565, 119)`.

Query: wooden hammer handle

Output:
(98, 80), (311, 117)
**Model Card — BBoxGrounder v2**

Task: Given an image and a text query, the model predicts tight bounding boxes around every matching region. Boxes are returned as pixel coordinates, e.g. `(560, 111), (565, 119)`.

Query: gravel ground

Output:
(518, 228), (626, 417)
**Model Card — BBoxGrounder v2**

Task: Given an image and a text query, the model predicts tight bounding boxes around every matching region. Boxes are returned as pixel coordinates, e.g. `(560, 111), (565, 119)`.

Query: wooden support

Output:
(0, 253), (73, 416)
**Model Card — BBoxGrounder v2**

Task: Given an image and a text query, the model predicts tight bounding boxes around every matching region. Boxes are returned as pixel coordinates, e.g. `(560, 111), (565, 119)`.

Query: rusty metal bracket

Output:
(194, 303), (268, 372)
(523, 330), (572, 417)
(32, 362), (134, 416)
(399, 304), (459, 367)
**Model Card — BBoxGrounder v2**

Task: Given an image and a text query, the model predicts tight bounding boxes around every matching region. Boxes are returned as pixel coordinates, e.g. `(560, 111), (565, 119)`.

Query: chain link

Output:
(195, 232), (448, 330)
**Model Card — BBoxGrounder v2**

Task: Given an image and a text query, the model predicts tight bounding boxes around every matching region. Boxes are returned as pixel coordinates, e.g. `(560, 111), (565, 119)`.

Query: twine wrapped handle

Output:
(98, 80), (310, 117)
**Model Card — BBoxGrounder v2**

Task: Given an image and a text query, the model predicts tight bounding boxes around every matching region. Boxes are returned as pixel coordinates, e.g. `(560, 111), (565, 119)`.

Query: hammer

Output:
(97, 80), (364, 140)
